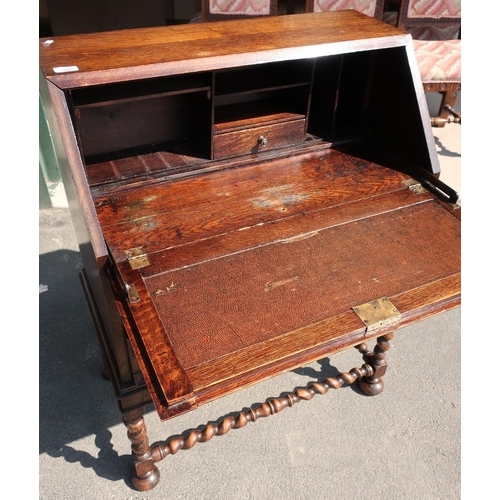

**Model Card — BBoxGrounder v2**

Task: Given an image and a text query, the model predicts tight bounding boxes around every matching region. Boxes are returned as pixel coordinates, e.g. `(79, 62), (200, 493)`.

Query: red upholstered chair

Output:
(396, 0), (461, 126)
(305, 0), (385, 19)
(201, 0), (279, 22)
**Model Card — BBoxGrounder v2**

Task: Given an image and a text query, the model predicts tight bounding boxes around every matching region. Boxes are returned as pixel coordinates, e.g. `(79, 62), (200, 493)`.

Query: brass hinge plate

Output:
(124, 247), (150, 270)
(352, 298), (401, 332)
(405, 180), (426, 195)
(125, 283), (141, 303)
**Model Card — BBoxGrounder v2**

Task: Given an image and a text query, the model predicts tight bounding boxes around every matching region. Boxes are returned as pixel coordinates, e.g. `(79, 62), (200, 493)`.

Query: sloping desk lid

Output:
(40, 10), (410, 88)
(97, 149), (460, 420)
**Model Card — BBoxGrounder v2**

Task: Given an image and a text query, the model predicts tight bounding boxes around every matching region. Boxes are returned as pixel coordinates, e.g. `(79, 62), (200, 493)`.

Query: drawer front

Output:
(213, 119), (306, 160)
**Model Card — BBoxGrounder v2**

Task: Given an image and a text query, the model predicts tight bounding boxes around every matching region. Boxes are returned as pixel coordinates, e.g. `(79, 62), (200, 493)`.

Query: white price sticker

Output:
(53, 66), (79, 73)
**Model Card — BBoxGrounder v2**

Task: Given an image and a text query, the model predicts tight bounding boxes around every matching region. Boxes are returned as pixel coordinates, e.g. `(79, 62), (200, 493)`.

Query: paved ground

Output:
(39, 124), (462, 499)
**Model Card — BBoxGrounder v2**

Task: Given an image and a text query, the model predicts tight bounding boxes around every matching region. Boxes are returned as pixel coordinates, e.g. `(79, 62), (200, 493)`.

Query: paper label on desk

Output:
(53, 66), (79, 73)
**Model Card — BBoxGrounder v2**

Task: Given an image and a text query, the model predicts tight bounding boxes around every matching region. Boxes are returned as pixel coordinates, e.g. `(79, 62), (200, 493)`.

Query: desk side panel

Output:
(359, 45), (440, 176)
(41, 77), (148, 408)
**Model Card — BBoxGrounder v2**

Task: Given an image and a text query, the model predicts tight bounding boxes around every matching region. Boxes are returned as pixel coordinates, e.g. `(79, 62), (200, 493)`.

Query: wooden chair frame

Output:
(396, 0), (461, 126)
(396, 0), (461, 31)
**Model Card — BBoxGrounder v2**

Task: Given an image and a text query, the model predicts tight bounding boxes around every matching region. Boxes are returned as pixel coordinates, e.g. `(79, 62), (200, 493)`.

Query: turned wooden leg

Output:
(431, 90), (461, 126)
(132, 338), (394, 475)
(123, 408), (160, 491)
(355, 332), (394, 396)
(150, 362), (376, 463)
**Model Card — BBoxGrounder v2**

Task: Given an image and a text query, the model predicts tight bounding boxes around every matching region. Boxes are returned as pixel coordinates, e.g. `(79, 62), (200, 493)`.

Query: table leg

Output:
(149, 358), (377, 462)
(123, 408), (160, 491)
(122, 333), (393, 490)
(356, 332), (394, 396)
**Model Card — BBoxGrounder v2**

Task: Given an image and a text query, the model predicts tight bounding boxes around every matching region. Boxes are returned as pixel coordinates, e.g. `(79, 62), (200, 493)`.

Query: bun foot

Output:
(132, 465), (160, 491)
(359, 376), (384, 396)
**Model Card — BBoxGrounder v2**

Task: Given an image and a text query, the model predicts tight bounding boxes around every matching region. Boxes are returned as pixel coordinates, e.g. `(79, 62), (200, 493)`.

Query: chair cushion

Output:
(209, 0), (271, 15)
(413, 39), (461, 82)
(406, 0), (461, 19)
(312, 1), (378, 17)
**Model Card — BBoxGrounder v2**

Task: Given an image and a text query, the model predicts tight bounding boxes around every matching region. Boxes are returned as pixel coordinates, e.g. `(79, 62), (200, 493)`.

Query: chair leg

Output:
(431, 90), (460, 127)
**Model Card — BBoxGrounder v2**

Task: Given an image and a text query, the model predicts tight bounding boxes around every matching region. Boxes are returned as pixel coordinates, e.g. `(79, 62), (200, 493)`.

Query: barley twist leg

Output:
(128, 333), (395, 486)
(151, 362), (375, 464)
(355, 332), (394, 396)
(123, 408), (160, 491)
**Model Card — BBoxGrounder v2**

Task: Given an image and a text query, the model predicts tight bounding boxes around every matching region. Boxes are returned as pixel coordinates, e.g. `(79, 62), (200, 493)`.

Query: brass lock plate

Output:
(352, 298), (401, 331)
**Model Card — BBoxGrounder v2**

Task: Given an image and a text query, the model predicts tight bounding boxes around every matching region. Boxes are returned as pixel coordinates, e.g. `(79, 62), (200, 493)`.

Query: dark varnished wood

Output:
(213, 115), (306, 159)
(126, 188), (436, 279)
(106, 177), (459, 417)
(40, 11), (460, 491)
(142, 200), (458, 371)
(357, 333), (394, 396)
(39, 11), (407, 87)
(123, 408), (160, 491)
(114, 275), (194, 406)
(94, 150), (414, 259)
(187, 273), (459, 402)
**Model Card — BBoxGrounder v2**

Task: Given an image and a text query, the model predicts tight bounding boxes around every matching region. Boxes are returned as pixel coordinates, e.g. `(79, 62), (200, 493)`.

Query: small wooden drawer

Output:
(213, 113), (306, 160)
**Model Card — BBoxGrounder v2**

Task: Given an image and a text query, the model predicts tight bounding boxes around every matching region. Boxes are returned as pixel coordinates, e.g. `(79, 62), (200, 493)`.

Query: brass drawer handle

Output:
(258, 135), (268, 147)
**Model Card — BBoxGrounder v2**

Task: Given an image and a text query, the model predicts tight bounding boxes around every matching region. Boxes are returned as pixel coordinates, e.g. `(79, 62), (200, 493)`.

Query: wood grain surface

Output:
(102, 147), (460, 417)
(39, 10), (408, 88)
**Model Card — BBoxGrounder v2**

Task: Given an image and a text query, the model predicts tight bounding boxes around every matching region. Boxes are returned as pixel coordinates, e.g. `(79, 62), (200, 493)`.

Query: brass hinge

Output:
(405, 180), (426, 195)
(106, 244), (143, 304)
(125, 283), (140, 303)
(124, 247), (150, 270)
(352, 298), (401, 332)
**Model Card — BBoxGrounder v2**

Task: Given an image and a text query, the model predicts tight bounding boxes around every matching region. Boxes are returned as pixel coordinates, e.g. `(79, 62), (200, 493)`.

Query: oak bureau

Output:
(39, 11), (461, 490)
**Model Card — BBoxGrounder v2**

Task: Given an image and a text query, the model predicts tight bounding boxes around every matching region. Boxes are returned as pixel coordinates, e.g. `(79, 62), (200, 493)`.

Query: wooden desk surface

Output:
(98, 147), (460, 419)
